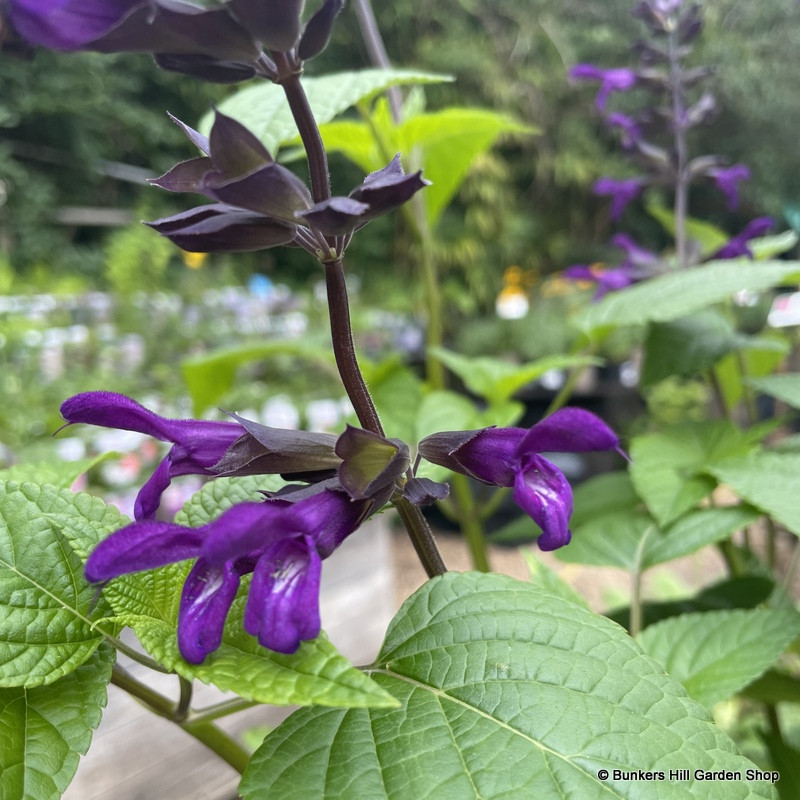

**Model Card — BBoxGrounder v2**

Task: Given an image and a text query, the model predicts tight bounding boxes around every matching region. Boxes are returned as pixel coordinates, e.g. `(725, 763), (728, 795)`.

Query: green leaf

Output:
(645, 193), (729, 257)
(708, 451), (800, 537)
(558, 506), (760, 571)
(0, 642), (113, 800)
(243, 573), (775, 799)
(0, 482), (121, 687)
(361, 357), (425, 445)
(749, 229), (799, 260)
(714, 333), (790, 409)
(0, 452), (117, 488)
(760, 733), (800, 800)
(182, 339), (335, 415)
(641, 310), (740, 387)
(522, 550), (588, 607)
(576, 261), (800, 339)
(629, 421), (755, 526)
(320, 107), (534, 229)
(395, 109), (534, 228)
(606, 575), (775, 630)
(206, 69), (451, 153)
(570, 470), (641, 528)
(747, 374), (800, 409)
(741, 670), (800, 705)
(429, 347), (601, 404)
(637, 609), (800, 707)
(101, 477), (396, 709)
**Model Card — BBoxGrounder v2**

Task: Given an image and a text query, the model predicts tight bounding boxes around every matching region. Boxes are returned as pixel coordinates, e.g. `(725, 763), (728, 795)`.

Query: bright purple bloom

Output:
(593, 177), (644, 220)
(569, 64), (638, 110)
(418, 408), (624, 551)
(713, 217), (774, 260)
(60, 392), (242, 520)
(85, 489), (371, 662)
(563, 263), (637, 299)
(6, 0), (138, 50)
(708, 164), (750, 210)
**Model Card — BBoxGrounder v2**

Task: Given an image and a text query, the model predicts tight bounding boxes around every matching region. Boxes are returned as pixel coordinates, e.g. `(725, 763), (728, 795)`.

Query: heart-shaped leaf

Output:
(242, 572), (776, 799)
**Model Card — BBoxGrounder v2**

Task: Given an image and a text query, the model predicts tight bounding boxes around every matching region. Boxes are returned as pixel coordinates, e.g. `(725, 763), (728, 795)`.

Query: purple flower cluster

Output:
(565, 0), (775, 297)
(61, 393), (623, 661)
(146, 112), (428, 256)
(4, 0), (343, 81)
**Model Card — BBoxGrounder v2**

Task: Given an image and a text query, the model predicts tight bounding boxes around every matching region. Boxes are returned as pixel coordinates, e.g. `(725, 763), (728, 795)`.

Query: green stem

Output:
(450, 473), (490, 572)
(102, 631), (172, 674)
(544, 347), (597, 416)
(629, 526), (654, 637)
(189, 698), (258, 725)
(111, 665), (251, 774)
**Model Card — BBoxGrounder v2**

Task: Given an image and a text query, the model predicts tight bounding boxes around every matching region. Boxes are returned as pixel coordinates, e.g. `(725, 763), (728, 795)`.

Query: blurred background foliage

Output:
(1, 0), (799, 454)
(1, 0), (798, 299)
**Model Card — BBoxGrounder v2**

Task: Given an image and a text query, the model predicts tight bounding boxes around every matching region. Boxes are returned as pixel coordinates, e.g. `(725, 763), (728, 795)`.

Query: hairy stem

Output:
(393, 496), (447, 577)
(111, 665), (250, 774)
(274, 51), (330, 204)
(324, 258), (384, 434)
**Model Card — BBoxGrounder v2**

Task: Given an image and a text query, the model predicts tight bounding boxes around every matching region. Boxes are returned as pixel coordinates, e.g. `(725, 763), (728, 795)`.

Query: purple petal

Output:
(208, 111), (273, 177)
(244, 536), (322, 654)
(708, 164), (750, 210)
(294, 196), (369, 236)
(167, 112), (210, 156)
(85, 519), (203, 582)
(298, 0), (343, 61)
(60, 391), (243, 519)
(228, 0), (304, 52)
(154, 54), (257, 84)
(201, 501), (291, 566)
(146, 204), (297, 252)
(178, 558), (241, 664)
(593, 177), (643, 220)
(134, 456), (173, 521)
(569, 64), (637, 110)
(271, 488), (370, 558)
(8, 0), (138, 50)
(349, 155), (430, 222)
(206, 163), (313, 222)
(713, 216), (774, 260)
(518, 407), (623, 456)
(444, 427), (527, 486)
(611, 233), (660, 272)
(149, 157), (213, 194)
(512, 454), (573, 551)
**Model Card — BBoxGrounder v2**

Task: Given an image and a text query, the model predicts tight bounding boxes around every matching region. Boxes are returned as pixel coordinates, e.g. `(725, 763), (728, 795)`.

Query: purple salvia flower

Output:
(708, 164), (750, 210)
(6, 0), (138, 50)
(713, 217), (774, 260)
(611, 233), (661, 272)
(60, 392), (242, 520)
(569, 64), (638, 110)
(418, 408), (624, 551)
(85, 490), (372, 662)
(593, 177), (644, 219)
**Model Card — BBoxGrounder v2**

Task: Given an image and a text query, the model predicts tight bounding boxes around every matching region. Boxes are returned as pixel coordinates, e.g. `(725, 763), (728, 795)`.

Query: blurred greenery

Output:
(1, 0), (797, 308)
